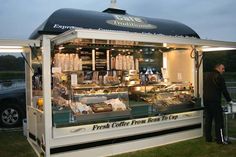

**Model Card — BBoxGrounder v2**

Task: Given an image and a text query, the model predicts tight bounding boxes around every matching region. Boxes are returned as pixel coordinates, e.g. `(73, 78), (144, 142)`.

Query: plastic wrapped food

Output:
(104, 98), (127, 111)
(70, 102), (93, 114)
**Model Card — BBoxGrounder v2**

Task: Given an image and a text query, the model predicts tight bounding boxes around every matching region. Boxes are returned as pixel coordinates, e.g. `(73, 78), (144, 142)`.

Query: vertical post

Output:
(92, 49), (95, 71)
(25, 49), (32, 139)
(107, 50), (110, 70)
(194, 49), (200, 98)
(224, 113), (229, 141)
(162, 52), (168, 82)
(110, 0), (117, 8)
(42, 35), (52, 157)
(198, 51), (203, 103)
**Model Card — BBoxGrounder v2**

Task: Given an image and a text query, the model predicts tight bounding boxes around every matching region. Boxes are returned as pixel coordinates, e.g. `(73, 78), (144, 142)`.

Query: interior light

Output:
(202, 46), (236, 52)
(58, 46), (64, 50)
(163, 55), (167, 68)
(0, 49), (24, 53)
(163, 43), (167, 47)
(0, 46), (24, 53)
(0, 46), (23, 49)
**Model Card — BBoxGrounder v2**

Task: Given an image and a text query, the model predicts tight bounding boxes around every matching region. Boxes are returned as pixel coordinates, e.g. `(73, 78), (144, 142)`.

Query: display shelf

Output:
(52, 109), (131, 128)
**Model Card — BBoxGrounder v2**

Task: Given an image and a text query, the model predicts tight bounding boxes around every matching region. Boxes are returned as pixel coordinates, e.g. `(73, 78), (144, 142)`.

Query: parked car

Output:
(0, 81), (26, 128)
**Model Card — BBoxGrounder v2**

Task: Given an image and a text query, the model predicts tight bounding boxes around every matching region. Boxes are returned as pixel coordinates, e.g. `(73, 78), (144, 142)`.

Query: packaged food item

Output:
(111, 57), (116, 69)
(91, 103), (113, 113)
(70, 102), (93, 114)
(73, 54), (79, 71)
(104, 98), (127, 111)
(80, 96), (107, 104)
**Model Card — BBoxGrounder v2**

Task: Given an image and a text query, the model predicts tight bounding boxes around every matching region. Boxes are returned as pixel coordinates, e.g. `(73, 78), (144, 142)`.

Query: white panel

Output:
(0, 39), (40, 47)
(111, 129), (201, 156)
(28, 107), (38, 142)
(167, 50), (194, 83)
(51, 111), (202, 147)
(51, 29), (236, 48)
(50, 129), (201, 157)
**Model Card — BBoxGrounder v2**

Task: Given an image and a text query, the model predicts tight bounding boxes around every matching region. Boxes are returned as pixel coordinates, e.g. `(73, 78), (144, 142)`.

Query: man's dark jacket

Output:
(203, 70), (231, 104)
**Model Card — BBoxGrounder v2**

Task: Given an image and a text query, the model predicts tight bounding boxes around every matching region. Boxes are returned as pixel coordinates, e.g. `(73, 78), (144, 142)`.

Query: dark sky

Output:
(0, 0), (236, 42)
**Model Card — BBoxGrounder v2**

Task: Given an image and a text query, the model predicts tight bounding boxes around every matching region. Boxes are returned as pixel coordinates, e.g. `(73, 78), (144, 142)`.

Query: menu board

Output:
(95, 51), (107, 71)
(80, 50), (92, 70)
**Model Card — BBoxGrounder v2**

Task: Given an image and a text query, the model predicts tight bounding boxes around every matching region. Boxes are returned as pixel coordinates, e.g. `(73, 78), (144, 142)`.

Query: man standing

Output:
(203, 63), (232, 144)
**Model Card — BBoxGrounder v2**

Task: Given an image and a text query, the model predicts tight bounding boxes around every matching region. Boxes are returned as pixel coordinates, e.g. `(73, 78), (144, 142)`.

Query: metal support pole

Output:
(194, 48), (200, 98)
(224, 112), (229, 141)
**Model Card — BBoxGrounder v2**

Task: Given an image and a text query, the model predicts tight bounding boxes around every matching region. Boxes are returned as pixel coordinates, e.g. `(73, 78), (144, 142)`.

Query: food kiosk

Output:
(25, 6), (236, 157)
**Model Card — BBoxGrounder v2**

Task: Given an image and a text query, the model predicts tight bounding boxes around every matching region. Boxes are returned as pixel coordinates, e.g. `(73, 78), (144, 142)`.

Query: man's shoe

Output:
(216, 141), (230, 145)
(225, 140), (232, 144)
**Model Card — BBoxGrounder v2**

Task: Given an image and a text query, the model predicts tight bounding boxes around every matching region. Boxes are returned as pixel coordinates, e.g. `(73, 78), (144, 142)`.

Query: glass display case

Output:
(51, 69), (131, 126)
(50, 48), (201, 127)
(129, 82), (201, 117)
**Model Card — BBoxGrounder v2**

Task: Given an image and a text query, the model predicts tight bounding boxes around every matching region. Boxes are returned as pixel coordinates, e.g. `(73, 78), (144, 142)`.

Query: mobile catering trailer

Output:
(21, 6), (236, 157)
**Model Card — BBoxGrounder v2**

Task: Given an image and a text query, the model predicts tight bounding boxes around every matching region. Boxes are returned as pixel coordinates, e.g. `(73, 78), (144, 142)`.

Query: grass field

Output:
(113, 137), (236, 157)
(112, 116), (235, 157)
(0, 130), (37, 157)
(0, 116), (235, 157)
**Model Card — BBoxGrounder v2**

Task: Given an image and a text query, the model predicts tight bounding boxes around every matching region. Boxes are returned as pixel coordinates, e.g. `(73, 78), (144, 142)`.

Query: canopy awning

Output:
(30, 8), (200, 39)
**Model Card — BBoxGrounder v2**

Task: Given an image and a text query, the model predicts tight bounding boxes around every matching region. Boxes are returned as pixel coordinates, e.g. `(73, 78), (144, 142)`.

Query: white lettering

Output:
(53, 24), (76, 30)
(107, 20), (157, 29)
(113, 15), (143, 23)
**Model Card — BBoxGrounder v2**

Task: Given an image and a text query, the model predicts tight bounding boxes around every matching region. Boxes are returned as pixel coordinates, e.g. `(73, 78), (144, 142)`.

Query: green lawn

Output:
(0, 130), (37, 157)
(0, 117), (235, 157)
(113, 116), (236, 157)
(112, 137), (236, 157)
